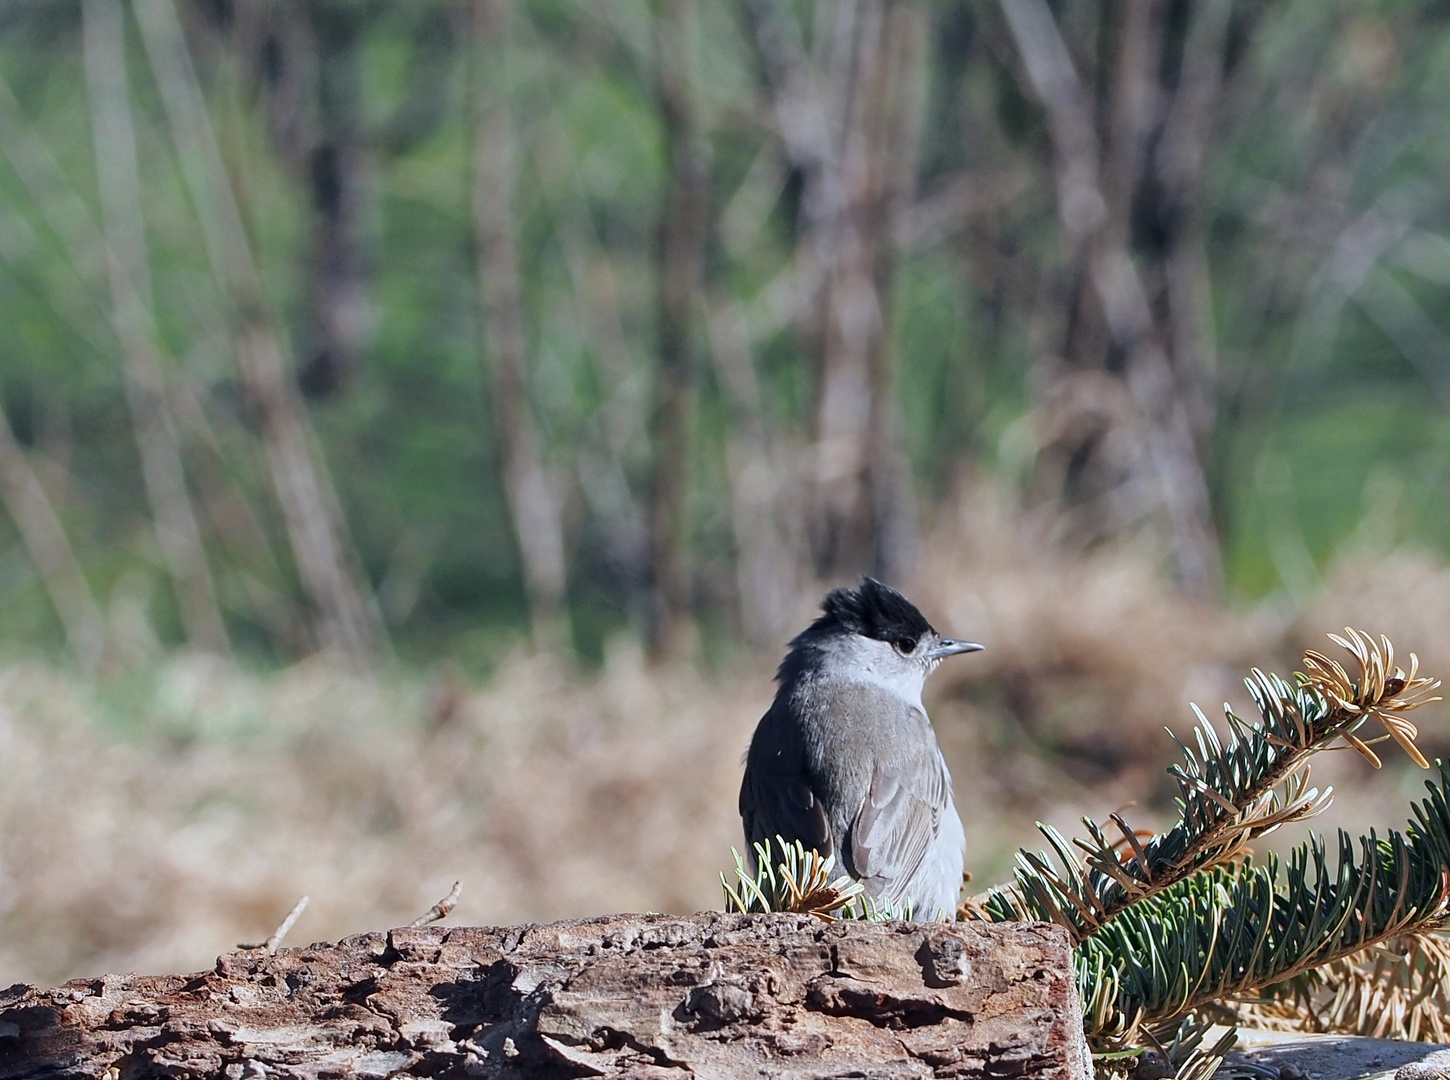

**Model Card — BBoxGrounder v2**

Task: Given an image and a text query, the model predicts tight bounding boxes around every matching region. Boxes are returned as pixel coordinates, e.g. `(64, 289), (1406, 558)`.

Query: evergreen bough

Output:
(965, 628), (1450, 1052)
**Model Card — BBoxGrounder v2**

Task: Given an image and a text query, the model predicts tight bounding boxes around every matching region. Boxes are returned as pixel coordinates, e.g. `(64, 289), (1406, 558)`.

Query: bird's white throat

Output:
(811, 633), (930, 713)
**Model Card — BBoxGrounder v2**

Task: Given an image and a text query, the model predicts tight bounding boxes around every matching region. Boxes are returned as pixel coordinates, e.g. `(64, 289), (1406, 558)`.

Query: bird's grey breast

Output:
(797, 677), (961, 916)
(792, 679), (934, 822)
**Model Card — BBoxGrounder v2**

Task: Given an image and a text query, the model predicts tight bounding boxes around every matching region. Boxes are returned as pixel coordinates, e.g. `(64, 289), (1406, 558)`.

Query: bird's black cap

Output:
(775, 578), (935, 685)
(819, 577), (934, 651)
(778, 576), (932, 659)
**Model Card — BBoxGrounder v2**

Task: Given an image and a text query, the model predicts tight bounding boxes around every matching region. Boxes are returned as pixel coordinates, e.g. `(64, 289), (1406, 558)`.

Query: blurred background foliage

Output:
(7, 0), (1450, 985)
(2, 0), (1448, 671)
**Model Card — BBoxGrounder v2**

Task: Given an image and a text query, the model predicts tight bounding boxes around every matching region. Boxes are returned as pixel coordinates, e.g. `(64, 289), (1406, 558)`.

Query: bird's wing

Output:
(739, 706), (832, 862)
(847, 708), (951, 914)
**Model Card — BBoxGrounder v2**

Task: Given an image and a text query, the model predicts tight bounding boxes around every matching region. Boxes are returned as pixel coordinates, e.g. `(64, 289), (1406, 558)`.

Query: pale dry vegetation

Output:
(3, 485), (1449, 989)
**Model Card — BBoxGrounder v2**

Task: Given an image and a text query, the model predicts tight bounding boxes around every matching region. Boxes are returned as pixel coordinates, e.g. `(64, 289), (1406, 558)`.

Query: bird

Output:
(738, 576), (983, 921)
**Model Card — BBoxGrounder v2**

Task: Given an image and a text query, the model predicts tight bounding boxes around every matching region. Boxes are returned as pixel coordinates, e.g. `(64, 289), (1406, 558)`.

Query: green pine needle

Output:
(721, 835), (904, 921)
(964, 629), (1450, 1047)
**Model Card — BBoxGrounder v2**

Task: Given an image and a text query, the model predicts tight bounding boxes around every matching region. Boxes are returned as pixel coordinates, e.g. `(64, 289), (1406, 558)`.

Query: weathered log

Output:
(0, 912), (1091, 1080)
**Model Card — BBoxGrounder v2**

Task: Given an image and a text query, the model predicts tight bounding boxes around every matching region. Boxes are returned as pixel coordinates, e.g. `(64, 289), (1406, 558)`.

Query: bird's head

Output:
(778, 577), (983, 698)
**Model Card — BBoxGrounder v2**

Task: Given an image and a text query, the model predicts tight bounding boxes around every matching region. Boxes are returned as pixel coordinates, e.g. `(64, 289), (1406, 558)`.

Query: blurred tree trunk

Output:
(133, 0), (386, 667)
(825, 0), (924, 585)
(295, 5), (371, 400)
(224, 4), (456, 402)
(0, 405), (106, 676)
(167, 382), (309, 651)
(746, 0), (926, 585)
(535, 131), (653, 614)
(1158, 0), (1233, 456)
(81, 0), (230, 655)
(0, 62), (243, 670)
(646, 0), (708, 658)
(471, 0), (571, 655)
(706, 296), (807, 646)
(997, 0), (1225, 596)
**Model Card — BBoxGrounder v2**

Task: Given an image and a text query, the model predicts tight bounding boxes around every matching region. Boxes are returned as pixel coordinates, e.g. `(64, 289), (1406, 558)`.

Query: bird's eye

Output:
(893, 636), (916, 655)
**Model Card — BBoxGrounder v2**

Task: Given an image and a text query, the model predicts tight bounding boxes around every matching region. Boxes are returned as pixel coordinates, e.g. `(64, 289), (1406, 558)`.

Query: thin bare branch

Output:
(239, 896), (309, 954)
(410, 882), (462, 928)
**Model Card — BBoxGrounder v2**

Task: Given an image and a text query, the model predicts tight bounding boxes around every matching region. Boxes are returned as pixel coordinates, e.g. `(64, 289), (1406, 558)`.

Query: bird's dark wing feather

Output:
(739, 706), (832, 860)
(846, 706), (950, 912)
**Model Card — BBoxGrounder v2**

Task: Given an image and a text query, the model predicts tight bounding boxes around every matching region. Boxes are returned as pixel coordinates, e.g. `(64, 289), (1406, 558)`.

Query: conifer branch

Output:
(969, 630), (1441, 942)
(1070, 775), (1450, 1040)
(721, 836), (902, 920)
(1238, 929), (1450, 1041)
(963, 629), (1450, 1045)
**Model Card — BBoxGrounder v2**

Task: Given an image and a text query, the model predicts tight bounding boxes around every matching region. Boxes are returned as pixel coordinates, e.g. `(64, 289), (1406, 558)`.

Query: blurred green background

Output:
(7, 0), (1450, 986)
(1, 0), (1446, 673)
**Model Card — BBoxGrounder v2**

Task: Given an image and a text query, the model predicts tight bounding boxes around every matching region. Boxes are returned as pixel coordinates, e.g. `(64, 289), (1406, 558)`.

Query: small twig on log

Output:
(410, 882), (461, 927)
(239, 896), (309, 953)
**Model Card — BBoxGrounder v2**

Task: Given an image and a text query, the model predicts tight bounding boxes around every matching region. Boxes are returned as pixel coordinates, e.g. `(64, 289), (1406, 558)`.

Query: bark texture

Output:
(0, 913), (1089, 1080)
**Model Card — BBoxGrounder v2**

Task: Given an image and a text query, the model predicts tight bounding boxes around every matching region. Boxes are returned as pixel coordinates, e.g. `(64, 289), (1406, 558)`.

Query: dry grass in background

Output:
(4, 483), (1450, 988)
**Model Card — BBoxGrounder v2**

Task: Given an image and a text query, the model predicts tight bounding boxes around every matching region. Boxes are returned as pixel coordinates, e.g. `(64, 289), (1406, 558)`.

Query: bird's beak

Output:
(927, 638), (985, 660)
